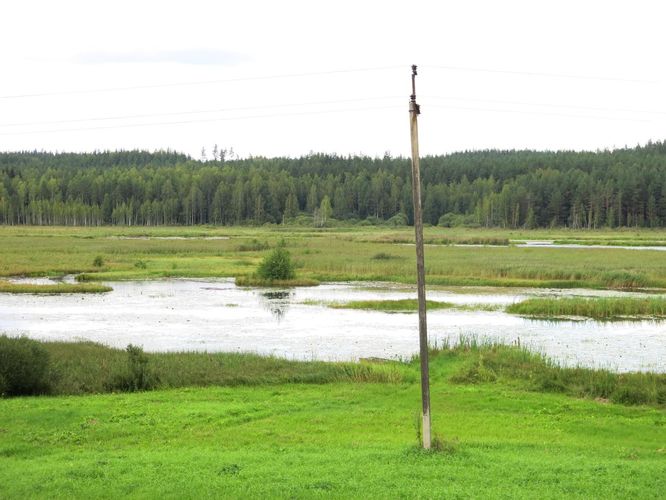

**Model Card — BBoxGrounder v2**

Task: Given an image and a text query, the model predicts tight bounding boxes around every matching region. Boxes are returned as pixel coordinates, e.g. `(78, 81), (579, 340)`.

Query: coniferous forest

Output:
(2, 142), (666, 228)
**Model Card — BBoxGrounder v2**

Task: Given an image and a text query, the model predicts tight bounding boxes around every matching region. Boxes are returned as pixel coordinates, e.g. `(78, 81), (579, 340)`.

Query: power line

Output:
(0, 63), (658, 103)
(423, 64), (659, 84)
(423, 103), (651, 123)
(0, 99), (653, 137)
(0, 96), (403, 128)
(423, 95), (666, 117)
(0, 66), (403, 100)
(0, 104), (402, 136)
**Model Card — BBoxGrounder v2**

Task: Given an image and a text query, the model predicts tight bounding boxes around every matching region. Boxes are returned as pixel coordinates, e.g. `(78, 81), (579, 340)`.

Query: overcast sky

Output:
(1, 0), (665, 159)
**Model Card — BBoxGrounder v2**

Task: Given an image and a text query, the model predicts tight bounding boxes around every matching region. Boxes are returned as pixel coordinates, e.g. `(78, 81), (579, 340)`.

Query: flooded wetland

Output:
(2, 277), (664, 372)
(1, 226), (666, 373)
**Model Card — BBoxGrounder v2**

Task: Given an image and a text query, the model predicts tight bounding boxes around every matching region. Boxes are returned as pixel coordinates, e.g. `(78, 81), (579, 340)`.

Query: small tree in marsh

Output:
(257, 243), (296, 281)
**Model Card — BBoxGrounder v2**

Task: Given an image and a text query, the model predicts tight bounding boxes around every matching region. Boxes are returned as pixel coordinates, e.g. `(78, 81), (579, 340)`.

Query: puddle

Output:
(0, 279), (664, 372)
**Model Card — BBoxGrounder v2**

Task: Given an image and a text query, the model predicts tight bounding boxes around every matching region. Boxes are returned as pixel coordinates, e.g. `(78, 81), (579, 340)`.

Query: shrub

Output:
(0, 335), (51, 396)
(92, 255), (104, 267)
(386, 212), (408, 226)
(107, 344), (158, 392)
(256, 247), (296, 281)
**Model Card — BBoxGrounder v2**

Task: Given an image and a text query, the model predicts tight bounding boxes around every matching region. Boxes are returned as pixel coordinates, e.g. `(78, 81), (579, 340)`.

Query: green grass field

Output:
(1, 341), (665, 498)
(3, 225), (666, 289)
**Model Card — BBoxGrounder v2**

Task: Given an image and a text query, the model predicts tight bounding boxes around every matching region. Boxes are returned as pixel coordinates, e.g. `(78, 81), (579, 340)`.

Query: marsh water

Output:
(1, 278), (665, 373)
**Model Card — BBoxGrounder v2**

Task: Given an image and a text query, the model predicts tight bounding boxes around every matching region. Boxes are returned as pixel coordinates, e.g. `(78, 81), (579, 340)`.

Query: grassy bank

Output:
(508, 297), (666, 320)
(4, 226), (666, 290)
(0, 340), (664, 497)
(0, 281), (112, 294)
(7, 340), (409, 396)
(3, 337), (664, 407)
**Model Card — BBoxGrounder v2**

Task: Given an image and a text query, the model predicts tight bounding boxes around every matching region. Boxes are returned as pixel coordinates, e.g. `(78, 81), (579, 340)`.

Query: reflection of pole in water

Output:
(259, 290), (292, 321)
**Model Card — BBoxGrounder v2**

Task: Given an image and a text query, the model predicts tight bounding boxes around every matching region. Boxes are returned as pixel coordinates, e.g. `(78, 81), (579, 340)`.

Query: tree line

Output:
(2, 142), (666, 228)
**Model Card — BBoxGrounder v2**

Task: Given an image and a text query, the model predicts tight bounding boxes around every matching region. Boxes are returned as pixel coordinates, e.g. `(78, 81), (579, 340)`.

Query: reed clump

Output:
(235, 277), (319, 287)
(444, 339), (666, 407)
(507, 296), (666, 320)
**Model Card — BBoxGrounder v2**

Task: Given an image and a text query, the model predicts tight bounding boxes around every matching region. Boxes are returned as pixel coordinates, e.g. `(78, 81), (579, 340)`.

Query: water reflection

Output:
(259, 290), (292, 321)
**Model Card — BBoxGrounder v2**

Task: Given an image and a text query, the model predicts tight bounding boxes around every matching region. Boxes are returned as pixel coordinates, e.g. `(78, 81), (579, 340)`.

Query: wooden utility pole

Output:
(409, 64), (432, 449)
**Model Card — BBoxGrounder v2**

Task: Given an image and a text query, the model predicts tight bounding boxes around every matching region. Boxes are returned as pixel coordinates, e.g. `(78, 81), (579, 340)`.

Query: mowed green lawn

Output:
(1, 375), (664, 498)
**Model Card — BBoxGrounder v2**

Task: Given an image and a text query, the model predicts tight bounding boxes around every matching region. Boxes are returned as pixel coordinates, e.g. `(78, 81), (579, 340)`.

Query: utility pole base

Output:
(422, 410), (431, 449)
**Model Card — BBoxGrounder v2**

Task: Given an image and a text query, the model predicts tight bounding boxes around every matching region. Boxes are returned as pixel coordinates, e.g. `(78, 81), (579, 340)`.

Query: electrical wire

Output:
(0, 96), (404, 128)
(422, 103), (651, 123)
(0, 104), (403, 136)
(3, 62), (653, 102)
(0, 66), (403, 100)
(422, 64), (659, 84)
(422, 95), (666, 117)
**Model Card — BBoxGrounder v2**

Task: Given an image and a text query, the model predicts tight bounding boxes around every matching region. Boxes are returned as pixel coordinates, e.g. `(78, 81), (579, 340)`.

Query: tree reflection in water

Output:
(259, 290), (292, 321)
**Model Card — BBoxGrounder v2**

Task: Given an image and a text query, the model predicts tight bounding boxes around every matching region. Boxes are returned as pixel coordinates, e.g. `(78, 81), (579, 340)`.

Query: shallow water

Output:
(1, 279), (664, 372)
(516, 241), (666, 251)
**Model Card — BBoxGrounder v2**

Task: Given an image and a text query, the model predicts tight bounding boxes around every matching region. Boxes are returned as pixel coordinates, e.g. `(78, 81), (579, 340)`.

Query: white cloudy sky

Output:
(1, 0), (665, 158)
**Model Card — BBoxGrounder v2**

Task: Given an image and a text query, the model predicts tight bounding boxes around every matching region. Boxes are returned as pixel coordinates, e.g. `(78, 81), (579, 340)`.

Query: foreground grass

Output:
(0, 342), (664, 498)
(508, 297), (666, 320)
(4, 226), (666, 290)
(0, 281), (112, 294)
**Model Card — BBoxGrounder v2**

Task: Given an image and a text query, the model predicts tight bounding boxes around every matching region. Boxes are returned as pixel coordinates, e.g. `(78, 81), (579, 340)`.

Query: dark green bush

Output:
(92, 255), (104, 267)
(0, 335), (51, 396)
(256, 247), (296, 281)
